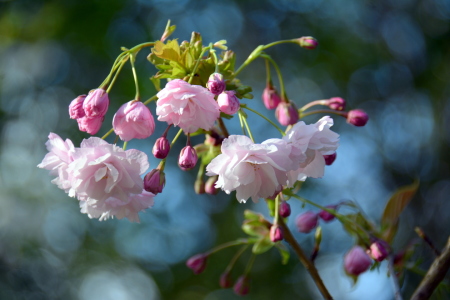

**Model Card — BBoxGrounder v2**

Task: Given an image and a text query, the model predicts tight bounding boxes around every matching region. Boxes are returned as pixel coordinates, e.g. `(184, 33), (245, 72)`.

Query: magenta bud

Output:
(186, 253), (208, 274)
(233, 275), (250, 296)
(318, 205), (338, 222)
(206, 73), (226, 95)
(344, 246), (372, 276)
(83, 88), (109, 118)
(326, 97), (346, 111)
(77, 116), (104, 135)
(298, 36), (319, 50)
(69, 95), (86, 119)
(270, 224), (283, 242)
(369, 240), (390, 262)
(295, 211), (318, 233)
(324, 153), (337, 166)
(220, 272), (232, 289)
(279, 201), (291, 218)
(275, 101), (299, 126)
(217, 91), (240, 115)
(205, 176), (219, 195)
(262, 84), (281, 110)
(144, 169), (165, 195)
(153, 137), (171, 159)
(346, 109), (369, 127)
(179, 146), (198, 171)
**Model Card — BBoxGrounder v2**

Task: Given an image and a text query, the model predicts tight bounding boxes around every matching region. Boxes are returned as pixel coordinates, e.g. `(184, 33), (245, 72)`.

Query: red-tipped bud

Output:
(186, 253), (208, 274)
(83, 88), (109, 118)
(69, 95), (86, 119)
(344, 246), (372, 276)
(318, 205), (338, 222)
(326, 97), (346, 111)
(233, 275), (250, 296)
(346, 109), (369, 127)
(206, 73), (226, 95)
(295, 211), (318, 233)
(262, 84), (282, 110)
(77, 116), (104, 135)
(324, 153), (337, 166)
(298, 36), (319, 50)
(270, 224), (283, 242)
(194, 177), (205, 194)
(275, 101), (299, 126)
(205, 176), (219, 195)
(218, 91), (240, 115)
(220, 272), (233, 289)
(144, 168), (165, 195)
(369, 240), (390, 262)
(153, 137), (171, 159)
(179, 146), (198, 171)
(279, 201), (291, 218)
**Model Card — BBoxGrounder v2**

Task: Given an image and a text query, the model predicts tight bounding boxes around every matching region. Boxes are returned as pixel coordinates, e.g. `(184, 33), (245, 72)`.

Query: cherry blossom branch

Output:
(241, 104), (285, 136)
(217, 117), (230, 138)
(278, 218), (333, 300)
(411, 236), (450, 300)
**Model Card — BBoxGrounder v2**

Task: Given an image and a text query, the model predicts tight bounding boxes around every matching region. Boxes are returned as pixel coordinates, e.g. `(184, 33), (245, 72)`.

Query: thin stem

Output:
(188, 45), (211, 84)
(262, 39), (299, 50)
(225, 245), (249, 273)
(130, 52), (140, 100)
(244, 254), (256, 275)
(210, 49), (219, 73)
(241, 104), (285, 136)
(100, 51), (128, 88)
(278, 218), (333, 300)
(206, 239), (248, 256)
(415, 227), (441, 256)
(128, 42), (155, 53)
(388, 256), (403, 300)
(106, 55), (128, 94)
(143, 95), (158, 106)
(239, 110), (254, 142)
(274, 195), (280, 224)
(264, 58), (271, 85)
(300, 109), (346, 119)
(299, 99), (329, 112)
(101, 128), (115, 140)
(261, 54), (287, 100)
(171, 128), (183, 147)
(238, 110), (246, 136)
(217, 117), (230, 138)
(123, 141), (128, 151)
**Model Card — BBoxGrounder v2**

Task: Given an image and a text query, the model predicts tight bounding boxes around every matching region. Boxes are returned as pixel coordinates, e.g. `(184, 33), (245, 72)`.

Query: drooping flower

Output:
(156, 79), (220, 133)
(206, 135), (291, 203)
(152, 136), (170, 159)
(178, 145), (198, 171)
(262, 83), (281, 110)
(344, 246), (372, 276)
(144, 168), (165, 195)
(77, 115), (104, 135)
(275, 101), (299, 126)
(69, 95), (87, 119)
(217, 90), (240, 115)
(83, 88), (110, 118)
(113, 100), (155, 141)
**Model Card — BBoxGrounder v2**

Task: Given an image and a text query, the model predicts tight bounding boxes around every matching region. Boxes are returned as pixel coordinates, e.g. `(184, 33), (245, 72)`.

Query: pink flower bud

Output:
(144, 169), (165, 195)
(369, 240), (390, 262)
(179, 146), (198, 171)
(326, 97), (346, 111)
(298, 36), (319, 50)
(69, 95), (86, 119)
(217, 91), (240, 115)
(205, 176), (219, 195)
(153, 137), (170, 159)
(324, 153), (337, 166)
(233, 275), (250, 296)
(279, 201), (291, 218)
(262, 84), (281, 110)
(206, 73), (226, 95)
(346, 109), (369, 127)
(270, 224), (283, 242)
(220, 272), (232, 288)
(186, 253), (208, 274)
(344, 246), (372, 276)
(318, 205), (338, 222)
(113, 100), (155, 141)
(77, 116), (104, 135)
(83, 89), (109, 118)
(275, 101), (299, 126)
(295, 211), (318, 233)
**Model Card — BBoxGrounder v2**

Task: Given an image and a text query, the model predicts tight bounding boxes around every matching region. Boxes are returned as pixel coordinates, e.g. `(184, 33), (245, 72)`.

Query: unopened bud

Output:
(217, 91), (240, 115)
(298, 36), (319, 50)
(324, 153), (337, 166)
(83, 88), (109, 118)
(262, 84), (281, 110)
(205, 176), (219, 195)
(220, 271), (232, 288)
(369, 240), (390, 262)
(233, 275), (250, 296)
(295, 211), (318, 233)
(77, 116), (104, 135)
(69, 95), (86, 119)
(326, 97), (346, 111)
(270, 224), (283, 242)
(179, 145), (198, 171)
(186, 253), (208, 274)
(279, 201), (291, 218)
(346, 109), (369, 127)
(144, 168), (165, 195)
(344, 246), (372, 276)
(153, 137), (170, 159)
(194, 177), (205, 194)
(275, 101), (299, 126)
(207, 73), (226, 95)
(113, 100), (155, 141)
(318, 205), (338, 222)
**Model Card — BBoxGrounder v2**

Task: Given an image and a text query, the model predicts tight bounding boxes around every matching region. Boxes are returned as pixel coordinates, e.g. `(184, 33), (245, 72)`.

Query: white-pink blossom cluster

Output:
(206, 116), (339, 203)
(38, 133), (154, 222)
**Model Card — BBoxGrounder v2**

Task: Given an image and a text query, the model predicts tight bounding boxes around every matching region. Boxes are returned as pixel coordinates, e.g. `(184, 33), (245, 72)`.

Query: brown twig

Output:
(411, 236), (450, 300)
(278, 218), (333, 300)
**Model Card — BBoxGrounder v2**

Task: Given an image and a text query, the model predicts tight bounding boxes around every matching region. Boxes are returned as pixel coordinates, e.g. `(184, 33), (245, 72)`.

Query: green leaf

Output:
(244, 210), (262, 221)
(275, 243), (290, 265)
(252, 237), (273, 254)
(150, 76), (160, 91)
(152, 40), (181, 62)
(242, 219), (270, 237)
(381, 179), (419, 243)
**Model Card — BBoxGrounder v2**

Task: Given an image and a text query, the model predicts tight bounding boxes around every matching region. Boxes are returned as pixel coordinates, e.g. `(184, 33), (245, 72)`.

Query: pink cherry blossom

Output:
(206, 135), (291, 203)
(83, 88), (110, 118)
(69, 95), (86, 119)
(77, 115), (104, 135)
(156, 79), (220, 133)
(113, 100), (155, 141)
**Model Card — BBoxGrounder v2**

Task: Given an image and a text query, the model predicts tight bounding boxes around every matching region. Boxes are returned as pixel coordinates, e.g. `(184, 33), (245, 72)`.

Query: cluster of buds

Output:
(207, 73), (241, 115)
(295, 204), (339, 233)
(69, 89), (110, 134)
(344, 239), (390, 276)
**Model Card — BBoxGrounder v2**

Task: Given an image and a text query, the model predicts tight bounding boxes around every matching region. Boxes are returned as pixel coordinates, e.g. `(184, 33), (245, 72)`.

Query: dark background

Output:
(0, 0), (449, 299)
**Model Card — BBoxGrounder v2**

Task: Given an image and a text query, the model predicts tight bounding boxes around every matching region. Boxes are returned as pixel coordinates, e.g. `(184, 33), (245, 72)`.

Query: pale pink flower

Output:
(217, 91), (240, 115)
(206, 135), (291, 203)
(83, 88), (109, 118)
(156, 79), (220, 133)
(113, 100), (155, 141)
(69, 95), (86, 119)
(77, 116), (104, 135)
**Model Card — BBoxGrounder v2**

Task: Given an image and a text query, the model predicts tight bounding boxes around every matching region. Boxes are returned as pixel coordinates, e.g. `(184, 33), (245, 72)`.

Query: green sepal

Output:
(220, 112), (234, 120)
(275, 243), (290, 265)
(266, 198), (275, 217)
(150, 76), (161, 91)
(252, 237), (273, 254)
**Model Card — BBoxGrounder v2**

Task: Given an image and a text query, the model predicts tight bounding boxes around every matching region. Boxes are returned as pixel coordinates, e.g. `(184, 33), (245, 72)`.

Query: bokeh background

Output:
(0, 0), (449, 299)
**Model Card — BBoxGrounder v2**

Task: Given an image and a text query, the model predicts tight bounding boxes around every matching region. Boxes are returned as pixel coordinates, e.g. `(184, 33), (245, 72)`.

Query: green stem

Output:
(143, 95), (158, 105)
(188, 45), (211, 84)
(264, 58), (271, 85)
(241, 104), (285, 136)
(123, 141), (128, 150)
(106, 55), (128, 94)
(171, 128), (183, 146)
(206, 239), (248, 255)
(299, 100), (329, 112)
(244, 254), (256, 275)
(238, 110), (246, 136)
(210, 49), (219, 73)
(128, 42), (155, 53)
(100, 51), (128, 88)
(274, 194), (280, 224)
(130, 52), (140, 100)
(225, 245), (249, 273)
(299, 109), (346, 119)
(239, 110), (254, 142)
(101, 128), (115, 140)
(261, 54), (287, 101)
(262, 39), (299, 50)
